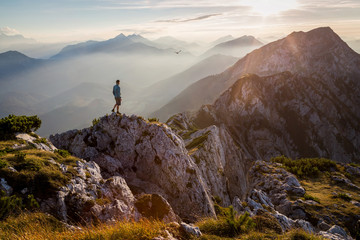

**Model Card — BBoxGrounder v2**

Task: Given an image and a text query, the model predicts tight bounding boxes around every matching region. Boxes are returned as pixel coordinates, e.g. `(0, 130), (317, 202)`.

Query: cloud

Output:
(156, 13), (222, 23)
(0, 26), (20, 36)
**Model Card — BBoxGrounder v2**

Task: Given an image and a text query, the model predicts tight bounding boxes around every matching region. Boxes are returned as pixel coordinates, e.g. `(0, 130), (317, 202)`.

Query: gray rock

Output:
(180, 222), (202, 237)
(0, 178), (13, 195)
(331, 175), (360, 190)
(351, 200), (360, 207)
(7, 166), (17, 172)
(271, 211), (294, 231)
(345, 165), (360, 176)
(50, 114), (215, 221)
(328, 225), (349, 239)
(290, 208), (307, 220)
(294, 219), (314, 233)
(15, 133), (57, 151)
(247, 197), (263, 211)
(319, 224), (353, 240)
(318, 219), (331, 231)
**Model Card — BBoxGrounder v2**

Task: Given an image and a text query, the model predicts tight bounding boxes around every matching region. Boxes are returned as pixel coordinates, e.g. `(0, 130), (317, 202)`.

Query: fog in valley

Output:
(0, 33), (265, 136)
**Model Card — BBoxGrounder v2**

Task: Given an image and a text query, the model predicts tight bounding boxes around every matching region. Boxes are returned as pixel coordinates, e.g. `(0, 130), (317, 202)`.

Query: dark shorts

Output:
(115, 97), (122, 105)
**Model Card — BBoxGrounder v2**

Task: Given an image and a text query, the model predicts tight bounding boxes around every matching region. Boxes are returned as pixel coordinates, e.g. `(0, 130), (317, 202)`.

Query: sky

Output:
(1, 0), (360, 43)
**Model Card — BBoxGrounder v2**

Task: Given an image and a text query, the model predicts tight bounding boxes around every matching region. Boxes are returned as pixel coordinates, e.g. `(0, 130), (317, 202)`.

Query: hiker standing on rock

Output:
(112, 79), (121, 114)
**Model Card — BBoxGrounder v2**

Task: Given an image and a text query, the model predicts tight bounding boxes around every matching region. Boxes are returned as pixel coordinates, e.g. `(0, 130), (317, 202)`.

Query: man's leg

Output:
(116, 104), (120, 113)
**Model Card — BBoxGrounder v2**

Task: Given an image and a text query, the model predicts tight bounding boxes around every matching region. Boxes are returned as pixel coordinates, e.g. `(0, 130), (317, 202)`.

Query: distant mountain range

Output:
(201, 35), (263, 58)
(153, 27), (360, 121)
(138, 54), (239, 115)
(0, 51), (44, 80)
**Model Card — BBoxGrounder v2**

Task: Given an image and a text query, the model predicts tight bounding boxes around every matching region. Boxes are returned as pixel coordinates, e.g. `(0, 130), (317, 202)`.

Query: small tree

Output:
(0, 115), (42, 140)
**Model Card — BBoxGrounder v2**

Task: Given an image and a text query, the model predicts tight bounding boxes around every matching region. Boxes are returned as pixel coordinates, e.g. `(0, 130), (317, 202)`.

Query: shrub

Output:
(199, 205), (255, 237)
(15, 152), (26, 161)
(54, 149), (70, 158)
(253, 210), (282, 234)
(0, 191), (23, 220)
(148, 117), (159, 122)
(271, 156), (337, 178)
(0, 115), (41, 140)
(33, 138), (48, 145)
(92, 117), (100, 127)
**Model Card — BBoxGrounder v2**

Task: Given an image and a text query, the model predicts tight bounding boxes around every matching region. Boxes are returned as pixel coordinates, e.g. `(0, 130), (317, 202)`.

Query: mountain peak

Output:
(114, 33), (127, 39)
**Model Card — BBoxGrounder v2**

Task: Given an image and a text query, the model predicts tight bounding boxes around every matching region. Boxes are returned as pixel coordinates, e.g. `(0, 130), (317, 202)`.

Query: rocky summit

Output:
(48, 111), (359, 239)
(50, 114), (215, 221)
(168, 71), (360, 163)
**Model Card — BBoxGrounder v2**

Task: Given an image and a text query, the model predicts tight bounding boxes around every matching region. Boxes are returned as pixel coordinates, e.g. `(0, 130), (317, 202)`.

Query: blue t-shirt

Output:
(113, 85), (121, 98)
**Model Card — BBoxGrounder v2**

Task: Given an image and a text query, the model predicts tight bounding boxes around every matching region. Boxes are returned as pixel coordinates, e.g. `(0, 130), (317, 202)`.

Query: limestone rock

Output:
(180, 222), (202, 237)
(15, 133), (57, 151)
(134, 194), (179, 223)
(0, 178), (13, 195)
(50, 114), (215, 221)
(319, 225), (354, 240)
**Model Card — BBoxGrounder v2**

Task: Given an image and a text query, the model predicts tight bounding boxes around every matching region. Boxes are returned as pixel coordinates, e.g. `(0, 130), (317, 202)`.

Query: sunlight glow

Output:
(242, 0), (299, 16)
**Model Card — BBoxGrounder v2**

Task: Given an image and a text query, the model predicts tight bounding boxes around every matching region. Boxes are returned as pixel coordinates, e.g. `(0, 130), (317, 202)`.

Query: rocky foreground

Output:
(45, 113), (359, 239)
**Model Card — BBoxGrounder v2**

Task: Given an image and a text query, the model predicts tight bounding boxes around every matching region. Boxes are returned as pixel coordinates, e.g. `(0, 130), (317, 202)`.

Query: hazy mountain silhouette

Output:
(201, 35), (263, 58)
(153, 27), (360, 121)
(138, 54), (238, 115)
(0, 51), (45, 80)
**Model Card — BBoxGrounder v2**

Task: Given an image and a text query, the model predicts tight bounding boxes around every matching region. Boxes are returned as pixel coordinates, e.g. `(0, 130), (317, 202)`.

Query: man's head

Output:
(116, 80), (120, 85)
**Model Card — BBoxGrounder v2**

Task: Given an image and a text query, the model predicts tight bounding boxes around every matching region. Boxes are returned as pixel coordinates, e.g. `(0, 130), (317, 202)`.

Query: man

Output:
(112, 79), (121, 114)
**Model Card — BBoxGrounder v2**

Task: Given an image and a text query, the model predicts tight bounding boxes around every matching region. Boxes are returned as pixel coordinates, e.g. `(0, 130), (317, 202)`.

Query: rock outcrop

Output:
(169, 71), (360, 163)
(50, 114), (215, 221)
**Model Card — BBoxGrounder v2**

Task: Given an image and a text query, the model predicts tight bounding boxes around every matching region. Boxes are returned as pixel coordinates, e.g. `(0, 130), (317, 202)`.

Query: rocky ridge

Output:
(168, 71), (360, 163)
(48, 113), (359, 239)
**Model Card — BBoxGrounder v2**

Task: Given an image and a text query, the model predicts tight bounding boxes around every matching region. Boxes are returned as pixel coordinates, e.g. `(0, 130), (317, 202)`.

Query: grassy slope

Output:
(0, 212), (325, 240)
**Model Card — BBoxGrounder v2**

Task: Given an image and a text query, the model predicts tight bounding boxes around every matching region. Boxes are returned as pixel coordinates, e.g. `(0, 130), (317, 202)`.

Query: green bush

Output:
(0, 115), (41, 140)
(199, 205), (255, 237)
(271, 156), (337, 178)
(33, 138), (48, 145)
(0, 191), (23, 220)
(148, 118), (159, 122)
(92, 117), (100, 127)
(55, 149), (70, 158)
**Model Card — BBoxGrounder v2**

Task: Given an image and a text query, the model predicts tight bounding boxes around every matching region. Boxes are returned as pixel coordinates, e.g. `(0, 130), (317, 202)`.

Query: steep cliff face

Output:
(50, 114), (216, 221)
(168, 117), (252, 206)
(170, 71), (360, 162)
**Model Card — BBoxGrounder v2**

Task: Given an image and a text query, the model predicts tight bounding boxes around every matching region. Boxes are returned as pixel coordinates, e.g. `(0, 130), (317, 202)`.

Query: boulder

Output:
(134, 194), (179, 223)
(180, 222), (202, 237)
(0, 178), (13, 195)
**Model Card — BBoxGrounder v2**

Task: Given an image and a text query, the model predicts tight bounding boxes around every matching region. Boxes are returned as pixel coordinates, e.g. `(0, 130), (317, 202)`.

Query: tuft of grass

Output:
(303, 193), (320, 203)
(55, 149), (71, 158)
(33, 137), (48, 146)
(198, 206), (255, 237)
(92, 118), (100, 127)
(271, 156), (337, 178)
(186, 131), (210, 150)
(148, 117), (159, 123)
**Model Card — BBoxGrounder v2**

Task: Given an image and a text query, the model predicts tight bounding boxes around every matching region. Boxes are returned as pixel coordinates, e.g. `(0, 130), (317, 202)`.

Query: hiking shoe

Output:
(117, 111), (120, 114)
(111, 109), (114, 112)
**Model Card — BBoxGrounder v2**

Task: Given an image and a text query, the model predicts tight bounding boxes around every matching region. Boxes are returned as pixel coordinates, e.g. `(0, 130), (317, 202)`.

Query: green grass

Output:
(271, 156), (337, 178)
(186, 131), (210, 150)
(0, 212), (172, 240)
(333, 193), (352, 202)
(303, 193), (320, 203)
(0, 140), (80, 204)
